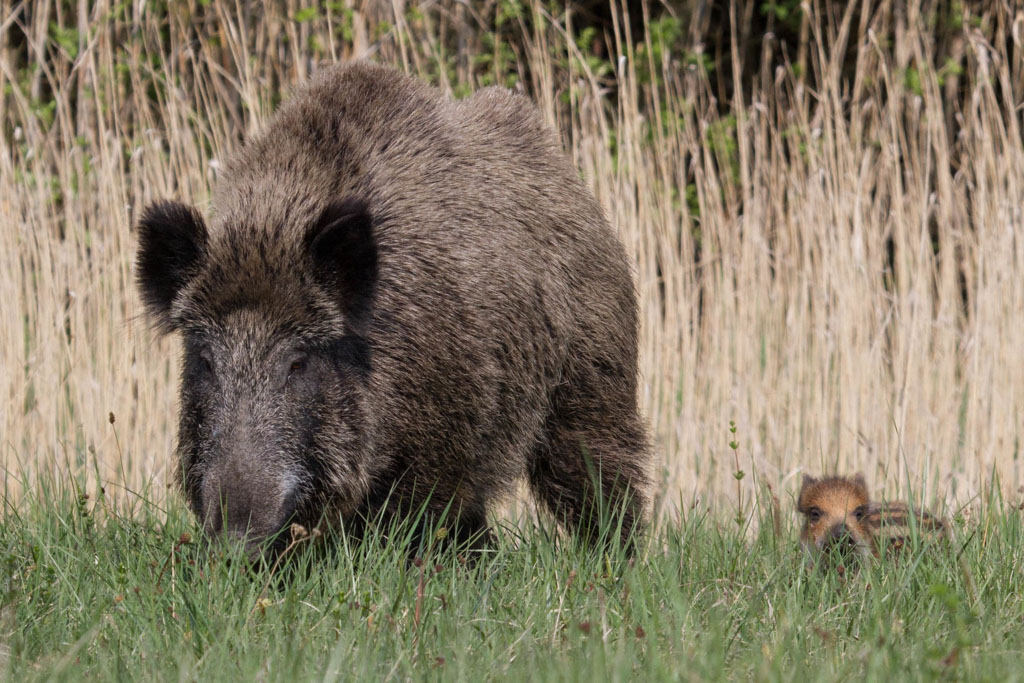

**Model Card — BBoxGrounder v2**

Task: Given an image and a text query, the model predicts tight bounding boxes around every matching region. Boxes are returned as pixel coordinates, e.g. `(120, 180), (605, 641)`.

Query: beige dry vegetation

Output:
(2, 1), (1022, 522)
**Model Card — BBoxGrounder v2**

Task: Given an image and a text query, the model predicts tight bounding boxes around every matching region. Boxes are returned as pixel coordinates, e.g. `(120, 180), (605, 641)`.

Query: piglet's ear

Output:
(306, 198), (377, 319)
(797, 475), (817, 505)
(135, 200), (208, 331)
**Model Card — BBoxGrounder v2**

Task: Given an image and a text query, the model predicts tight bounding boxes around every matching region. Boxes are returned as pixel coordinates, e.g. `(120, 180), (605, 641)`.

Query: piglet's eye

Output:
(807, 508), (822, 522)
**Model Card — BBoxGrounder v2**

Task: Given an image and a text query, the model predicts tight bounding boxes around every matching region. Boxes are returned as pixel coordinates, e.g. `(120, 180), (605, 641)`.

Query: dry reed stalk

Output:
(1, 1), (1021, 523)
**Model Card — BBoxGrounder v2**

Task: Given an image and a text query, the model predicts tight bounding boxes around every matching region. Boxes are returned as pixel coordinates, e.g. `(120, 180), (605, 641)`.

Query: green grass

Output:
(3, 479), (1023, 681)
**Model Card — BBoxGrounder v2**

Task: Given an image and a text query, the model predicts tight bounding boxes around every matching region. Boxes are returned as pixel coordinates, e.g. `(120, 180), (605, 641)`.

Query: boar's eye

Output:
(807, 507), (822, 523)
(278, 353), (312, 390)
(198, 349), (214, 376)
(853, 505), (867, 521)
(287, 355), (308, 378)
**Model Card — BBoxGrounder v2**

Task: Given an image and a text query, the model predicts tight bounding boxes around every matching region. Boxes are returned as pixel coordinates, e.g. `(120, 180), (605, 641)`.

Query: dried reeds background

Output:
(2, 1), (1022, 521)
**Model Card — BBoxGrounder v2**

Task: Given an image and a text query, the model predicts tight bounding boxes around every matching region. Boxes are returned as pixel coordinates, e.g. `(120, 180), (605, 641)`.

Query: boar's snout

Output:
(200, 461), (296, 553)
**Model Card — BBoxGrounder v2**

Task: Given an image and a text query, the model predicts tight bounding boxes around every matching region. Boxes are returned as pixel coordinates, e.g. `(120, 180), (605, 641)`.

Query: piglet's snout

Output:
(823, 522), (860, 555)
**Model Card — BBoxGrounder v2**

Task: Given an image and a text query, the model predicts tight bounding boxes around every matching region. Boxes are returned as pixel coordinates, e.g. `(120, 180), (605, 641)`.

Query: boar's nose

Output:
(202, 475), (283, 547)
(208, 486), (255, 538)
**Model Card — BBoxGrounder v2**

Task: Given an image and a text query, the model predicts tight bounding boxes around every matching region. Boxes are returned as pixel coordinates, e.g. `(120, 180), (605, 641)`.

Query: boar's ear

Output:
(135, 200), (208, 330)
(306, 198), (377, 318)
(851, 472), (868, 493)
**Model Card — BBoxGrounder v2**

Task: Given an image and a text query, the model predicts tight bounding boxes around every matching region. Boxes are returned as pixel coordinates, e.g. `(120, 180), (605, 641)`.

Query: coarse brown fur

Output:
(797, 474), (948, 563)
(135, 61), (650, 556)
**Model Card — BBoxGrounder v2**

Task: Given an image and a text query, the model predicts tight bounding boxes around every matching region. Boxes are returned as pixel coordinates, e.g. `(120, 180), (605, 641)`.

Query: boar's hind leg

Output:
(528, 388), (649, 550)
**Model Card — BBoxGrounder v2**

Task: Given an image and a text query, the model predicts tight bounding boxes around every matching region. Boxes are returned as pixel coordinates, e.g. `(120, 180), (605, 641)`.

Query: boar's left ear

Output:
(135, 200), (208, 331)
(306, 198), (378, 319)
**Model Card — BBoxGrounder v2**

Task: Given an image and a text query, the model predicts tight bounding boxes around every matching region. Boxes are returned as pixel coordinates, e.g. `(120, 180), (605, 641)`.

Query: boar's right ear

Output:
(135, 200), (208, 330)
(306, 198), (377, 319)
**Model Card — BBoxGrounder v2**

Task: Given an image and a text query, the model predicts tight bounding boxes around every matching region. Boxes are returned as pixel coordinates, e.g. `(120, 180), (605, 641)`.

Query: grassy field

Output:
(3, 0), (1024, 678)
(4, 475), (1023, 681)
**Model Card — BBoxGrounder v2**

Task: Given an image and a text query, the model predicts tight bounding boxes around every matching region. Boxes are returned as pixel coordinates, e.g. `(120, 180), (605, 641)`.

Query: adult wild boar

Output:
(136, 61), (649, 554)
